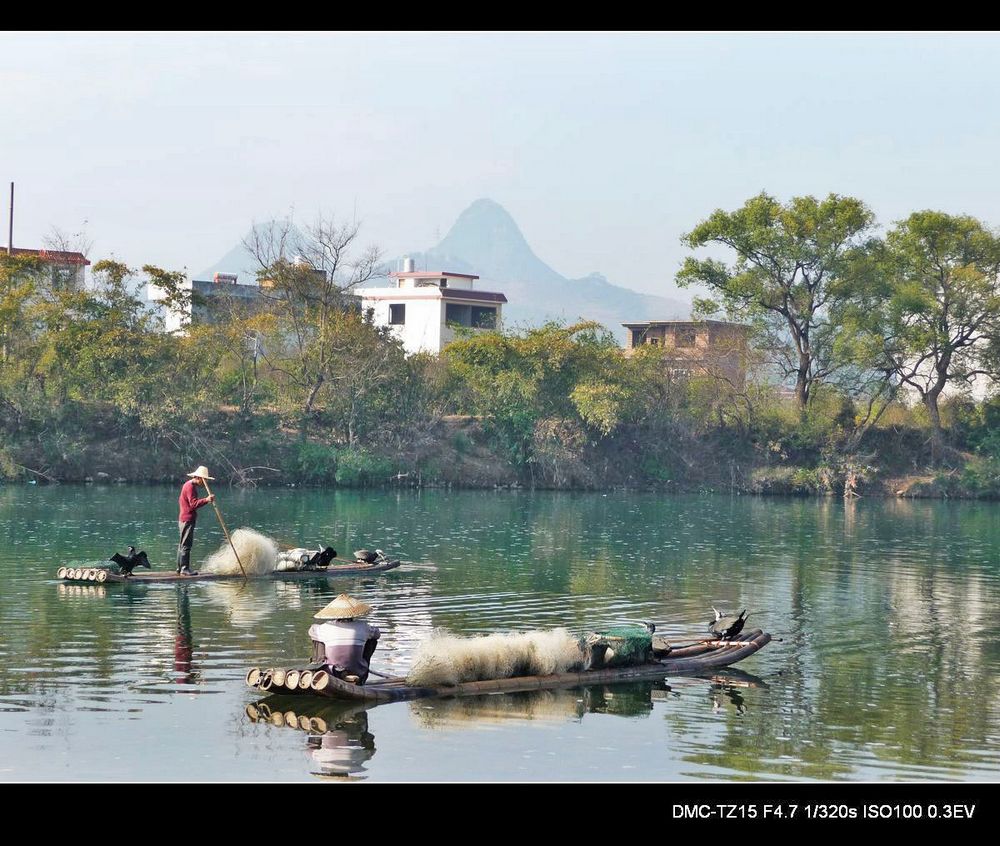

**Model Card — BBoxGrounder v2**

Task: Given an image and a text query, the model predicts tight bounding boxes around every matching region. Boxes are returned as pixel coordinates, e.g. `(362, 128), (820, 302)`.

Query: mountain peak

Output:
(430, 198), (562, 285)
(443, 198), (529, 248)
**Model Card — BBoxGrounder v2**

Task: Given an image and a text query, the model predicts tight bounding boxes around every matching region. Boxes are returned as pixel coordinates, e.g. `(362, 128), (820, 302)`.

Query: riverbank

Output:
(4, 411), (998, 499)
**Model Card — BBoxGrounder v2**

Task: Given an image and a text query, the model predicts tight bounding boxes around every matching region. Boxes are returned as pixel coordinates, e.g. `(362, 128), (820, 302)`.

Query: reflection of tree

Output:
(4, 485), (1000, 780)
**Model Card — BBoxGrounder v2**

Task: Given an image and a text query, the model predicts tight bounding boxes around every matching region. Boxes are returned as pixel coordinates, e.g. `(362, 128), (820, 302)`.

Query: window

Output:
(648, 337), (659, 346)
(676, 327), (697, 348)
(389, 304), (405, 325)
(445, 303), (471, 326)
(471, 306), (497, 328)
(631, 329), (645, 348)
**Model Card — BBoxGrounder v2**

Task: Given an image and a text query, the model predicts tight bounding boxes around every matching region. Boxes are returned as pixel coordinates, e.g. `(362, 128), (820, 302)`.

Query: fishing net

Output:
(585, 625), (653, 668)
(201, 528), (278, 575)
(406, 628), (587, 687)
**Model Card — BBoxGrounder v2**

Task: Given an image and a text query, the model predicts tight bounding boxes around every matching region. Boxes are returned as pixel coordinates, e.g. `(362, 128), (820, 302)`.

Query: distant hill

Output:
(390, 199), (687, 339)
(197, 222), (309, 282)
(198, 200), (688, 338)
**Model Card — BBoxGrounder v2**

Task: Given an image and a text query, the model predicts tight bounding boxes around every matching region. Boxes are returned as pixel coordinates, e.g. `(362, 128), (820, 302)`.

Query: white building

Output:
(8, 247), (89, 291)
(357, 260), (507, 355)
(147, 272), (267, 334)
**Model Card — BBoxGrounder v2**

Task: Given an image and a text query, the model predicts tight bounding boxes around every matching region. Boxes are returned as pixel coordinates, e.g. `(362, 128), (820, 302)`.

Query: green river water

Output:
(1, 485), (998, 781)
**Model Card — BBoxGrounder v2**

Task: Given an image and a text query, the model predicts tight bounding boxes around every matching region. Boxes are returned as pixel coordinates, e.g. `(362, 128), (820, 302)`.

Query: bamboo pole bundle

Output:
(272, 668), (287, 687)
(285, 669), (301, 690)
(298, 670), (313, 690)
(56, 567), (67, 579)
(246, 668), (262, 687)
(259, 672), (274, 691)
(96, 570), (108, 583)
(310, 670), (330, 692)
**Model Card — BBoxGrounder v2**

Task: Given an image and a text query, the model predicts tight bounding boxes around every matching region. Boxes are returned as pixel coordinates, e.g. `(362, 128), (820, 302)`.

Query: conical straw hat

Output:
(314, 594), (372, 620)
(187, 465), (215, 480)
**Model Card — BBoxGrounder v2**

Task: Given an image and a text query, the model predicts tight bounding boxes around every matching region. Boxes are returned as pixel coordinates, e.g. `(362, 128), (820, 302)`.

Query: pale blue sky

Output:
(3, 32), (999, 298)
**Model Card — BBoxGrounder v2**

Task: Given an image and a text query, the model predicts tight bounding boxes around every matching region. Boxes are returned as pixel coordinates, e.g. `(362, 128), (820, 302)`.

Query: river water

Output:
(1, 485), (998, 781)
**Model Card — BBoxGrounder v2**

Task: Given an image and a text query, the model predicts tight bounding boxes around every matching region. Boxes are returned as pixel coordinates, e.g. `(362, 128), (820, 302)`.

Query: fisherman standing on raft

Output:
(177, 465), (215, 576)
(308, 595), (380, 685)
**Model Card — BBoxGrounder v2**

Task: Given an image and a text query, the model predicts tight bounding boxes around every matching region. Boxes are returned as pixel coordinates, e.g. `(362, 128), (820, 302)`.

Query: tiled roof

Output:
(8, 247), (90, 266)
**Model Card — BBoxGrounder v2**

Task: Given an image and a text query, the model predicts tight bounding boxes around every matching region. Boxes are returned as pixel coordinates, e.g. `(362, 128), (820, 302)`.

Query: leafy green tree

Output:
(445, 321), (629, 463)
(677, 192), (877, 413)
(845, 211), (1000, 455)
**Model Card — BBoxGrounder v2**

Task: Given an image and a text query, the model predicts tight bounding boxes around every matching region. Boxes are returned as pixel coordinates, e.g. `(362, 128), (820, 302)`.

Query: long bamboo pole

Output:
(201, 478), (247, 580)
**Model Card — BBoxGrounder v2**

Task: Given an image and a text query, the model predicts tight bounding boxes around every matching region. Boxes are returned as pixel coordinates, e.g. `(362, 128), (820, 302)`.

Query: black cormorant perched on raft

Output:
(710, 607), (748, 641)
(353, 549), (386, 564)
(109, 547), (151, 578)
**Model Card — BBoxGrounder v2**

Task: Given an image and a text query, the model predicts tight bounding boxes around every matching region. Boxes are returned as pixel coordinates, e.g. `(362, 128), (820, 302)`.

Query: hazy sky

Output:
(3, 32), (1000, 299)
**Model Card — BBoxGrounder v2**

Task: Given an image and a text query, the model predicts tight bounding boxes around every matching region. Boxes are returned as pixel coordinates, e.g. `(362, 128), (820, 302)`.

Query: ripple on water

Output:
(1, 489), (1000, 780)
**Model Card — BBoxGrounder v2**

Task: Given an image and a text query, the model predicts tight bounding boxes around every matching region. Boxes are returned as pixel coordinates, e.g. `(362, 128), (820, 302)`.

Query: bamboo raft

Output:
(54, 559), (401, 584)
(245, 628), (771, 703)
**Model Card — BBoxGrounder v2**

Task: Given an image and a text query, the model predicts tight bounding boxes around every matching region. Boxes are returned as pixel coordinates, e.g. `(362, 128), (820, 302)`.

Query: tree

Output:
(848, 211), (1000, 455)
(244, 215), (383, 422)
(677, 192), (877, 413)
(445, 321), (627, 463)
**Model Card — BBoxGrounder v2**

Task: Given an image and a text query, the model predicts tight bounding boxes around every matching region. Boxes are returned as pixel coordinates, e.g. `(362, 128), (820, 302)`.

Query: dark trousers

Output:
(177, 520), (196, 571)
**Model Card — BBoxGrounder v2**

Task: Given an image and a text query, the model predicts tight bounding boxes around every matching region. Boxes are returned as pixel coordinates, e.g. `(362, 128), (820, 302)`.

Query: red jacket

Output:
(178, 479), (211, 523)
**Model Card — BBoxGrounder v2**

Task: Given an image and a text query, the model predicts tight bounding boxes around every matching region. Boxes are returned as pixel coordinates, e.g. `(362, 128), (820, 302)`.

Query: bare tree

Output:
(243, 214), (386, 422)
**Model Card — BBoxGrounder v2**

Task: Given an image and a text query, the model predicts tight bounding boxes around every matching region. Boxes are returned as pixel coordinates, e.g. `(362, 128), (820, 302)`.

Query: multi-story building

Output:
(621, 319), (749, 388)
(148, 272), (268, 333)
(356, 260), (507, 355)
(7, 247), (90, 291)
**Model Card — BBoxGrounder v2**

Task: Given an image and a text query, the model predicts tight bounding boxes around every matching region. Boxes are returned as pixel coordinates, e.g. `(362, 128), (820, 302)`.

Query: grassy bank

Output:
(5, 410), (999, 500)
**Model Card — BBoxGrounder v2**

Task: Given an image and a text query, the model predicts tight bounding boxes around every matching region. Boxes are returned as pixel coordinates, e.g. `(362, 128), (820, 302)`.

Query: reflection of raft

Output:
(54, 559), (401, 584)
(245, 629), (771, 703)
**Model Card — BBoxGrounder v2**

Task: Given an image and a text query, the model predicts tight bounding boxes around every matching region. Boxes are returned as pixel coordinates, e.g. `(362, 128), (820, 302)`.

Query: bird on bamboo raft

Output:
(307, 546), (338, 568)
(709, 607), (748, 641)
(353, 549), (386, 564)
(109, 547), (151, 578)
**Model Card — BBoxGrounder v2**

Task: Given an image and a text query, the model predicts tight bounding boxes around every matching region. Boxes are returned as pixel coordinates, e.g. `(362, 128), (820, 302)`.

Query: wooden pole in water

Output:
(246, 668), (262, 687)
(201, 478), (247, 581)
(310, 670), (330, 692)
(272, 668), (287, 687)
(298, 670), (313, 690)
(285, 669), (301, 690)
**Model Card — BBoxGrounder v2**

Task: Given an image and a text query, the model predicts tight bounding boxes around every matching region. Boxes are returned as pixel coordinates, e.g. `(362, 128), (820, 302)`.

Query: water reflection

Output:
(3, 487), (1000, 780)
(246, 675), (768, 779)
(245, 696), (376, 779)
(174, 587), (196, 685)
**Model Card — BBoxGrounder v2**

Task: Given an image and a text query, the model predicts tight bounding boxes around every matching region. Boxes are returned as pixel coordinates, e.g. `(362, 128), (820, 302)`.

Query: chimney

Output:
(403, 256), (415, 273)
